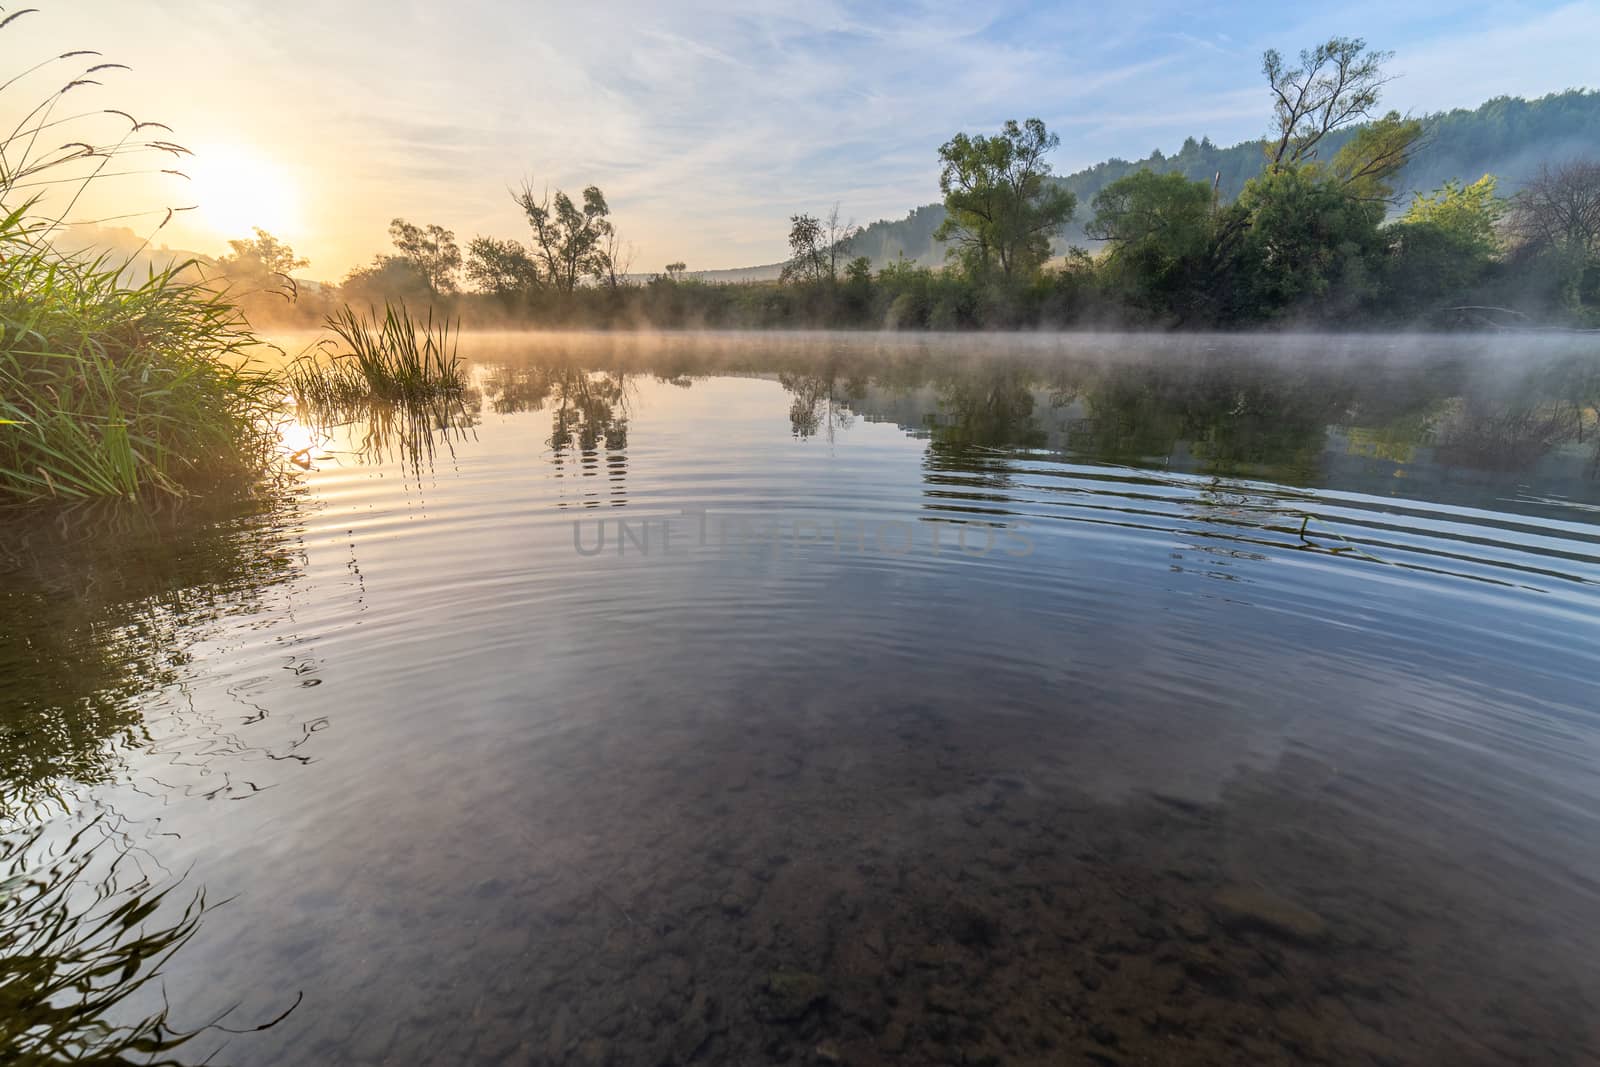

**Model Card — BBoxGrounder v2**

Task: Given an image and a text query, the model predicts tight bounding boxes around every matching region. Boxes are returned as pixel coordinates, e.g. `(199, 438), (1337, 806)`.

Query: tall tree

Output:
(515, 184), (614, 293)
(822, 204), (860, 283)
(933, 118), (1075, 281)
(388, 218), (460, 295)
(1262, 38), (1394, 169)
(601, 226), (634, 289)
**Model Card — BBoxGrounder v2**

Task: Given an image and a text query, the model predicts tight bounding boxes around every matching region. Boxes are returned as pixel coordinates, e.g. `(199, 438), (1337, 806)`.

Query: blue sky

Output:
(29, 0), (1600, 275)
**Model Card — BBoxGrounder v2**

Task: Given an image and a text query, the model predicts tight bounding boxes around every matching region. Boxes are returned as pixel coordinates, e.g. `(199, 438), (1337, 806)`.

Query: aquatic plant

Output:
(0, 816), (206, 1065)
(0, 14), (283, 506)
(285, 303), (465, 406)
(1, 814), (301, 1065)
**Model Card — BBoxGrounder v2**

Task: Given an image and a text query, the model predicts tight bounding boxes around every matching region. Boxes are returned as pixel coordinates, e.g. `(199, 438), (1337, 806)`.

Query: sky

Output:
(9, 0), (1599, 278)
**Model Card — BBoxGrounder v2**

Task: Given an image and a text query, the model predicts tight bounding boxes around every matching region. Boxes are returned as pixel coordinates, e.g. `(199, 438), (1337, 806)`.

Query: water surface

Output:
(5, 333), (1600, 1065)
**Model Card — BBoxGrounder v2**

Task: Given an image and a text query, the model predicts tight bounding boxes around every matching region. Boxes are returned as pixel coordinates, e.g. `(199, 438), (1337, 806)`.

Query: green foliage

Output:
(841, 90), (1600, 268)
(1087, 171), (1216, 321)
(465, 236), (541, 299)
(1322, 113), (1424, 202)
(935, 119), (1075, 282)
(0, 15), (283, 506)
(285, 304), (465, 408)
(1231, 167), (1387, 319)
(781, 213), (827, 284)
(1403, 176), (1506, 254)
(0, 213), (281, 504)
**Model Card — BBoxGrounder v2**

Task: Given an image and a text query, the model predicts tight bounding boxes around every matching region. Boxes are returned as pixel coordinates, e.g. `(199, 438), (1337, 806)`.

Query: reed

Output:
(0, 210), (284, 504)
(286, 303), (466, 407)
(0, 14), (283, 506)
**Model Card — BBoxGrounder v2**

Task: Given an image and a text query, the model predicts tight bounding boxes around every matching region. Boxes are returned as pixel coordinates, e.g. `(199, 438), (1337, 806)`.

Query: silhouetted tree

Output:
(515, 183), (614, 293)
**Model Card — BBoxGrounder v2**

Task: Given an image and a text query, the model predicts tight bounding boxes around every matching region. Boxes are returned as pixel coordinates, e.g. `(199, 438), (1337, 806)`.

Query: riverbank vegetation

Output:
(228, 40), (1599, 334)
(0, 12), (477, 508)
(285, 304), (465, 408)
(0, 197), (283, 506)
(0, 9), (288, 506)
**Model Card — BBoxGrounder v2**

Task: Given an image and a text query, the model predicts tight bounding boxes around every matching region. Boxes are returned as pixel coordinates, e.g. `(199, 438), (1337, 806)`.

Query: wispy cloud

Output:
(26, 0), (1599, 276)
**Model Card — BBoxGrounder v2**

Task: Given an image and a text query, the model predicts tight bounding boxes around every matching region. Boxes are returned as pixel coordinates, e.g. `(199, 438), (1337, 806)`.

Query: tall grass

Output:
(0, 210), (283, 503)
(285, 303), (465, 407)
(0, 13), (282, 506)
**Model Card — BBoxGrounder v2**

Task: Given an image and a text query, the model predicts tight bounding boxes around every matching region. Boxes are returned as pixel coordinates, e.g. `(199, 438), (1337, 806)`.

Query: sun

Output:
(187, 144), (302, 241)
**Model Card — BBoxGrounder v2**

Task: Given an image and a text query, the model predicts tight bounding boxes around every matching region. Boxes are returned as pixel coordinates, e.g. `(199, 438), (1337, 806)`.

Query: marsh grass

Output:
(0, 15), (283, 506)
(0, 212), (284, 503)
(286, 304), (465, 407)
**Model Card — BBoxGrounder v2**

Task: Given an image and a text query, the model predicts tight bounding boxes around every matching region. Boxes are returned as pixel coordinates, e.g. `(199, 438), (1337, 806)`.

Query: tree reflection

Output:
(0, 495), (305, 821)
(778, 362), (865, 440)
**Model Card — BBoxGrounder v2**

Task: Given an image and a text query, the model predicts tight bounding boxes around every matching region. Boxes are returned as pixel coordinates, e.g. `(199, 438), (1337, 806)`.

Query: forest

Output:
(216, 39), (1600, 333)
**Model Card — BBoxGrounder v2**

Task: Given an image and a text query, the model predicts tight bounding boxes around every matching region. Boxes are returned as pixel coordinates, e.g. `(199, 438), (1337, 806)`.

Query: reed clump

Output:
(0, 13), (284, 507)
(0, 211), (283, 505)
(286, 303), (466, 408)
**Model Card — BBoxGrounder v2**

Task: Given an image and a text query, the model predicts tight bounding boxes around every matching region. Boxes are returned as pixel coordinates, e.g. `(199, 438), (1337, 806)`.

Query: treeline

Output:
(223, 38), (1600, 332)
(851, 88), (1600, 265)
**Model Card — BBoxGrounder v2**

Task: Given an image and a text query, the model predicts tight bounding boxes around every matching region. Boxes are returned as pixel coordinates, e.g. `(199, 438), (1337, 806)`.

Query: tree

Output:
(1323, 112), (1424, 202)
(1507, 159), (1600, 314)
(842, 255), (873, 320)
(342, 255), (435, 306)
(1402, 176), (1506, 256)
(465, 236), (540, 299)
(934, 118), (1075, 282)
(1232, 167), (1386, 318)
(1262, 37), (1395, 169)
(515, 183), (614, 293)
(1086, 171), (1215, 320)
(664, 261), (687, 280)
(781, 213), (826, 284)
(601, 227), (634, 289)
(388, 218), (460, 294)
(1086, 171), (1213, 249)
(1508, 160), (1600, 258)
(822, 204), (860, 283)
(218, 228), (308, 277)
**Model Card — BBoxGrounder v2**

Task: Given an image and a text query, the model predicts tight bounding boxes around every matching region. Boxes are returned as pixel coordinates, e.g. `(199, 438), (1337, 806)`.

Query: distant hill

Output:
(55, 224), (216, 280)
(623, 262), (786, 284)
(847, 89), (1600, 268)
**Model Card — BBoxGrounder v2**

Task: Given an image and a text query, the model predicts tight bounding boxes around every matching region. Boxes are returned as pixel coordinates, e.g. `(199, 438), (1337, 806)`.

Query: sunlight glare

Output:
(188, 145), (302, 241)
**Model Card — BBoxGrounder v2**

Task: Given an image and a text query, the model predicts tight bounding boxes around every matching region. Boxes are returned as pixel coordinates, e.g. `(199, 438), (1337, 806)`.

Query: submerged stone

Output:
(761, 970), (827, 1021)
(1211, 886), (1329, 944)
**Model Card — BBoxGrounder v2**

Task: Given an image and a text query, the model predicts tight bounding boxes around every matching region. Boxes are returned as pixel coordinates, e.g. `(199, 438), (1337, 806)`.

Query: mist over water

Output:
(5, 333), (1600, 1065)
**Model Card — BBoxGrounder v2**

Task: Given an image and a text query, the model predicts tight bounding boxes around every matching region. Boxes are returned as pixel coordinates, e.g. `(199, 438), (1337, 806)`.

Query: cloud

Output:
(35, 0), (1600, 276)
